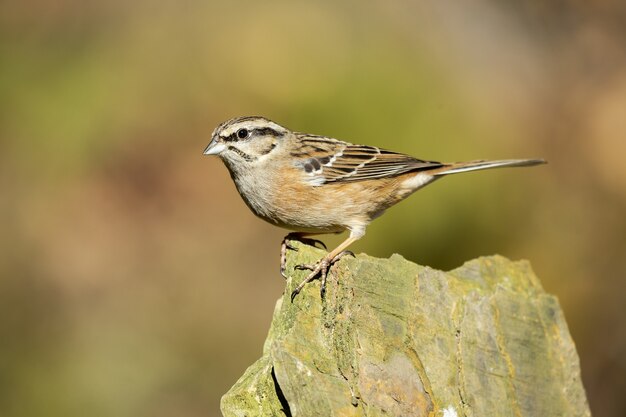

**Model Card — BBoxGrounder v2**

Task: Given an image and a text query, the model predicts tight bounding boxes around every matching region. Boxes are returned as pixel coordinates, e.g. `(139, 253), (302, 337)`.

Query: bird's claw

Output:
(290, 250), (354, 301)
(304, 238), (327, 250)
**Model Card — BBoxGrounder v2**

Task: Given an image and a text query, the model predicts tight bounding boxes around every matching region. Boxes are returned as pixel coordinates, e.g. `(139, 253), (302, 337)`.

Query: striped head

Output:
(203, 116), (289, 165)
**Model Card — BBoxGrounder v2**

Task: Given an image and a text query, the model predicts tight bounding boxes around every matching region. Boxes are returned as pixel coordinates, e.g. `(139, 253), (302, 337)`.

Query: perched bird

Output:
(203, 116), (545, 300)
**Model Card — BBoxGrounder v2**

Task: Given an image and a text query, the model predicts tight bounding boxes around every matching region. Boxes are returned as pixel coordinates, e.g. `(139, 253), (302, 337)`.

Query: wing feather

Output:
(293, 134), (443, 185)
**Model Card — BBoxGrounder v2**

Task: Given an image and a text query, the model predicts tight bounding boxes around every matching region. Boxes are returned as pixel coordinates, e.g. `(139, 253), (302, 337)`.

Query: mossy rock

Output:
(221, 245), (590, 417)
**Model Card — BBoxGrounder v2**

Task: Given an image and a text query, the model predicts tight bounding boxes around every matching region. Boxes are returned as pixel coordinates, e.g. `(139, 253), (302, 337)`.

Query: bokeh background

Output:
(1, 1), (625, 416)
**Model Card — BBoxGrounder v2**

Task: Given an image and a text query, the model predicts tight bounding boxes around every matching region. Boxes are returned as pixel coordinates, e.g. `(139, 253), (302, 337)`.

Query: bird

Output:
(203, 116), (545, 301)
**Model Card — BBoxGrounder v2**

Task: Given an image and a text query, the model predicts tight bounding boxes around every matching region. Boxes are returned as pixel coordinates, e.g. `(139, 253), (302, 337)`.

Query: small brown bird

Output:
(203, 116), (545, 300)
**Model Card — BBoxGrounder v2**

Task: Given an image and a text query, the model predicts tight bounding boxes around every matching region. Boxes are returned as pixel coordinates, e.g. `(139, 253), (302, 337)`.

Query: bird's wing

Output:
(292, 134), (443, 185)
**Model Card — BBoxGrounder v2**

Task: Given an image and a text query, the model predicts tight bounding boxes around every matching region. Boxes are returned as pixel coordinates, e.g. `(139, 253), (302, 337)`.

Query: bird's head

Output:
(203, 116), (289, 166)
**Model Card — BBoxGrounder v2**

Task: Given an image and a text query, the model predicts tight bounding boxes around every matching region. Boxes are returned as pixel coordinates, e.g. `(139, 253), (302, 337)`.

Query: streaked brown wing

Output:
(293, 134), (443, 185)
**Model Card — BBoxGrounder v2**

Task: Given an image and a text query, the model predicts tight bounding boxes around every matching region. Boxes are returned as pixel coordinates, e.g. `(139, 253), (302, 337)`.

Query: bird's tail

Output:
(432, 159), (546, 176)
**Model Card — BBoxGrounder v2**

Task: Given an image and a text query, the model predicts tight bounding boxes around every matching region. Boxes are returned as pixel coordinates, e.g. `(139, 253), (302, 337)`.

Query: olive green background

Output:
(1, 1), (624, 416)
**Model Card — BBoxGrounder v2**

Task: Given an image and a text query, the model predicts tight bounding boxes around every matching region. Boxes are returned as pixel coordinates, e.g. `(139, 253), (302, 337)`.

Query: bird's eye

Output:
(237, 128), (249, 139)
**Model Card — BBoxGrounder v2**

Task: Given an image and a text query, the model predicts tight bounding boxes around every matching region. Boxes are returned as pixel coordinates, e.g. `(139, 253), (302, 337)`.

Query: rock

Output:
(221, 243), (590, 417)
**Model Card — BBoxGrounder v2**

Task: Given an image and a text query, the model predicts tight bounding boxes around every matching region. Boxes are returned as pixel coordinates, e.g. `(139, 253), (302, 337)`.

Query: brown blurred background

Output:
(1, 1), (625, 416)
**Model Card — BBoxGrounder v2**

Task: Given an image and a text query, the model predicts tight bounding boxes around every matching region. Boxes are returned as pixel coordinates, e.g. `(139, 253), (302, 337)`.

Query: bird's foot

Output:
(280, 233), (327, 279)
(291, 250), (355, 301)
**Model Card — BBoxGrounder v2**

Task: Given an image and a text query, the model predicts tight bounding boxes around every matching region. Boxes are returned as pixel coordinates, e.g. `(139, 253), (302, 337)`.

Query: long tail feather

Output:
(433, 159), (546, 176)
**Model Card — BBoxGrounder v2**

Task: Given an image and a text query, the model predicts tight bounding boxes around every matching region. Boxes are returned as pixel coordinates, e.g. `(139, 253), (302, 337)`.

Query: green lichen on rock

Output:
(221, 244), (590, 417)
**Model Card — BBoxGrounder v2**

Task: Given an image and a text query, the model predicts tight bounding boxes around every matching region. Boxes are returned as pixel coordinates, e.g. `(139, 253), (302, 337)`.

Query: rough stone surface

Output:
(221, 244), (591, 417)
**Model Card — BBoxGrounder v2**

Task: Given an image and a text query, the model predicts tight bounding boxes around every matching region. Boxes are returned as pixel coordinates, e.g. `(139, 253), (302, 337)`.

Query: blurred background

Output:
(1, 0), (625, 416)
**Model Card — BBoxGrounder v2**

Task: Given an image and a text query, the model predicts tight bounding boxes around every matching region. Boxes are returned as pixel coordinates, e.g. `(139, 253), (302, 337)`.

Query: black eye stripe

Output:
(254, 127), (285, 137)
(222, 133), (238, 142)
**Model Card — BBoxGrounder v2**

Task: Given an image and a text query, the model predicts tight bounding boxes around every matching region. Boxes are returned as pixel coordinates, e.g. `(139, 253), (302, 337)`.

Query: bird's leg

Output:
(280, 232), (327, 279)
(291, 234), (361, 301)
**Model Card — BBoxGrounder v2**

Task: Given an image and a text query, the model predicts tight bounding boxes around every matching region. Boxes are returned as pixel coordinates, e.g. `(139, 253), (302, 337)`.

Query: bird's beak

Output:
(203, 139), (226, 155)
